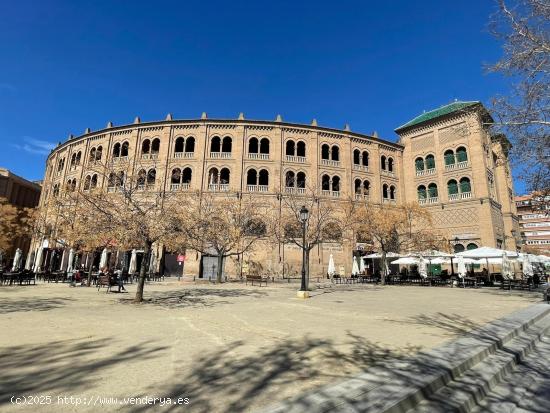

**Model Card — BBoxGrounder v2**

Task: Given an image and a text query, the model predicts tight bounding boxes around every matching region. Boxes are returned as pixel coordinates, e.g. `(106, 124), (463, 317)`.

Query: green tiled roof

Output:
(395, 100), (480, 132)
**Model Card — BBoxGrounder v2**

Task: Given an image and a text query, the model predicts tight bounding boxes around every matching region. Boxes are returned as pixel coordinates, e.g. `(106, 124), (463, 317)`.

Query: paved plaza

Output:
(0, 281), (542, 412)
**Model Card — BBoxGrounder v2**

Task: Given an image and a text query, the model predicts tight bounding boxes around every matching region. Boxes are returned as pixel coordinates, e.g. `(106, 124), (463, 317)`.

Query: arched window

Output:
(459, 177), (471, 193)
(171, 168), (181, 184)
(285, 171), (295, 187)
(353, 149), (361, 165)
(362, 180), (370, 194)
(466, 243), (478, 250)
(259, 138), (269, 154)
(382, 183), (389, 198)
(381, 155), (387, 170)
(108, 173), (116, 188)
(117, 171), (124, 187)
(151, 138), (160, 154)
(428, 183), (438, 198)
(84, 175), (91, 190)
(354, 178), (362, 193)
(286, 140), (295, 156)
(447, 179), (459, 195)
(296, 141), (306, 157)
(95, 146), (102, 161)
(220, 168), (230, 184)
(362, 151), (369, 166)
(388, 157), (394, 172)
(331, 146), (340, 161)
(121, 142), (129, 157)
(248, 137), (259, 154)
(222, 136), (232, 152)
(113, 143), (121, 157)
(321, 174), (330, 190)
(182, 167), (192, 184)
(389, 185), (396, 199)
(246, 169), (257, 185)
(71, 179), (77, 191)
(332, 176), (340, 192)
(66, 179), (72, 191)
(454, 244), (465, 253)
(415, 157), (425, 171)
(444, 150), (455, 165)
(456, 146), (468, 163)
(71, 153), (77, 167)
(185, 137), (195, 153)
(297, 172), (306, 188)
(175, 137), (184, 153)
(417, 185), (427, 200)
(75, 151), (81, 165)
(321, 144), (330, 160)
(89, 147), (96, 162)
(210, 136), (221, 153)
(425, 154), (435, 170)
(147, 169), (156, 186)
(209, 167), (219, 184)
(137, 169), (147, 187)
(91, 174), (98, 189)
(142, 139), (151, 155)
(259, 169), (269, 186)
(53, 184), (59, 197)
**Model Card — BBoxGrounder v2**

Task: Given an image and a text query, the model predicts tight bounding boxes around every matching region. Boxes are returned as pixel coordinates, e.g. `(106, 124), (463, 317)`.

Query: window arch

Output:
(175, 137), (184, 153)
(425, 154), (435, 170)
(354, 178), (362, 193)
(454, 243), (465, 253)
(258, 169), (269, 186)
(447, 179), (459, 195)
(381, 155), (387, 170)
(220, 167), (230, 184)
(75, 151), (81, 165)
(84, 175), (91, 190)
(389, 185), (396, 199)
(117, 171), (124, 187)
(297, 172), (306, 188)
(466, 243), (478, 250)
(246, 169), (258, 185)
(321, 144), (330, 160)
(137, 169), (147, 187)
(147, 169), (156, 186)
(332, 176), (340, 192)
(71, 153), (77, 167)
(185, 137), (195, 153)
(121, 142), (129, 157)
(182, 167), (192, 184)
(142, 139), (151, 154)
(296, 141), (306, 157)
(321, 174), (330, 190)
(417, 185), (427, 200)
(90, 174), (98, 189)
(89, 147), (96, 162)
(362, 151), (369, 166)
(362, 180), (370, 194)
(171, 168), (181, 184)
(222, 136), (232, 152)
(331, 145), (340, 161)
(53, 184), (59, 197)
(353, 149), (361, 165)
(285, 171), (296, 187)
(428, 183), (438, 198)
(151, 138), (160, 154)
(259, 138), (270, 154)
(248, 137), (259, 154)
(415, 157), (425, 171)
(113, 142), (121, 157)
(459, 177), (471, 193)
(95, 146), (102, 161)
(210, 136), (221, 153)
(286, 140), (295, 156)
(456, 146), (468, 163)
(382, 183), (389, 198)
(208, 167), (219, 184)
(108, 173), (116, 188)
(444, 149), (455, 165)
(388, 157), (394, 172)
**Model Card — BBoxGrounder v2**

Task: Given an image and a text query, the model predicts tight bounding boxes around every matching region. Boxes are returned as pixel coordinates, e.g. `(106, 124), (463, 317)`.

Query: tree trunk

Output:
(87, 251), (95, 287)
(381, 250), (387, 285)
(216, 253), (224, 284)
(135, 240), (152, 303)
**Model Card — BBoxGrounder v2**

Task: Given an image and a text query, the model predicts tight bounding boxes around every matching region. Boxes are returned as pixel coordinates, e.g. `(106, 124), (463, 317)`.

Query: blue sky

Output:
(0, 0), (524, 192)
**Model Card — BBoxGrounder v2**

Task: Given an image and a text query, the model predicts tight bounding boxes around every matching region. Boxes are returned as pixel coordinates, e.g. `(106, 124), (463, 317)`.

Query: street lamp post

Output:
(298, 205), (309, 298)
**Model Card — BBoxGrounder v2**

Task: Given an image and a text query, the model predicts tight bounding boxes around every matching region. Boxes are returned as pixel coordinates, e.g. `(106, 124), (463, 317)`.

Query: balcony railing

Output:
(112, 156), (128, 163)
(170, 183), (190, 191)
(246, 185), (268, 192)
(322, 190), (340, 198)
(321, 159), (340, 167)
(445, 161), (469, 171)
(355, 193), (369, 200)
(285, 155), (306, 163)
(381, 170), (396, 178)
(418, 197), (439, 205)
(416, 168), (436, 177)
(248, 153), (269, 160)
(174, 152), (195, 159)
(461, 191), (472, 199)
(210, 152), (231, 159)
(208, 183), (229, 192)
(353, 164), (369, 172)
(142, 153), (159, 160)
(284, 187), (306, 194)
(382, 198), (397, 204)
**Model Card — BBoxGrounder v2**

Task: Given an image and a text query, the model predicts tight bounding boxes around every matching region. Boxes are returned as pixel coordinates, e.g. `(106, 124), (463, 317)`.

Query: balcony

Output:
(448, 192), (472, 201)
(321, 159), (340, 167)
(174, 152), (195, 159)
(285, 155), (306, 163)
(353, 164), (369, 172)
(142, 153), (159, 160)
(246, 185), (268, 192)
(322, 190), (340, 198)
(381, 170), (396, 178)
(416, 168), (436, 177)
(112, 156), (128, 163)
(248, 153), (269, 160)
(208, 183), (229, 192)
(210, 152), (231, 159)
(170, 183), (190, 191)
(445, 161), (469, 171)
(418, 197), (439, 205)
(382, 198), (397, 204)
(284, 187), (306, 194)
(355, 193), (369, 201)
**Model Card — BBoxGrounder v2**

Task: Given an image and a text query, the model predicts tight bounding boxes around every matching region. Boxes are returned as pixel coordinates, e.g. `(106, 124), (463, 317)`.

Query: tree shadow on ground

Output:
(133, 333), (422, 413)
(0, 297), (76, 314)
(119, 288), (268, 309)
(0, 338), (168, 406)
(387, 312), (482, 337)
(477, 288), (543, 301)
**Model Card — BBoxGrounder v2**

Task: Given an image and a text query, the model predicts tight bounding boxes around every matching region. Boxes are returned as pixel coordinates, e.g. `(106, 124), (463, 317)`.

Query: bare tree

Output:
(488, 0), (550, 204)
(0, 197), (34, 266)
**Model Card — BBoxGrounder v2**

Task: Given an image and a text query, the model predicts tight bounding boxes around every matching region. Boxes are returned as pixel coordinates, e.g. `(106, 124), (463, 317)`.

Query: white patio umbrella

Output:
(391, 256), (419, 265)
(128, 249), (137, 274)
(456, 246), (519, 259)
(364, 252), (400, 258)
(522, 254), (534, 278)
(24, 250), (34, 270)
(327, 254), (336, 277)
(149, 249), (156, 273)
(11, 248), (22, 272)
(66, 248), (75, 271)
(99, 248), (108, 269)
(351, 258), (359, 276)
(457, 255), (467, 279)
(359, 256), (366, 273)
(502, 253), (513, 280)
(418, 256), (428, 278)
(33, 247), (44, 273)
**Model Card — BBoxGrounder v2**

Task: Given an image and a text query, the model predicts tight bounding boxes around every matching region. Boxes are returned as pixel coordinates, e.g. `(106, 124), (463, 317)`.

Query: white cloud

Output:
(11, 137), (56, 156)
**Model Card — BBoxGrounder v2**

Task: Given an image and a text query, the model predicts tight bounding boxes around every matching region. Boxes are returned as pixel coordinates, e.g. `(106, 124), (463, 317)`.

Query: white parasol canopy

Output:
(351, 258), (359, 275)
(522, 254), (534, 277)
(66, 248), (75, 272)
(128, 249), (137, 274)
(415, 250), (454, 258)
(391, 256), (419, 265)
(418, 256), (428, 278)
(149, 249), (157, 273)
(457, 255), (467, 279)
(33, 247), (44, 273)
(364, 252), (400, 259)
(501, 253), (513, 280)
(327, 254), (336, 277)
(11, 248), (22, 272)
(99, 248), (108, 269)
(359, 256), (366, 273)
(456, 246), (519, 259)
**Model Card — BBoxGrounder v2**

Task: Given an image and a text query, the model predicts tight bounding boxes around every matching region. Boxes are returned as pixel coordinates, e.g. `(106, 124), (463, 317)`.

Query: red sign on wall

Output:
(177, 254), (186, 263)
